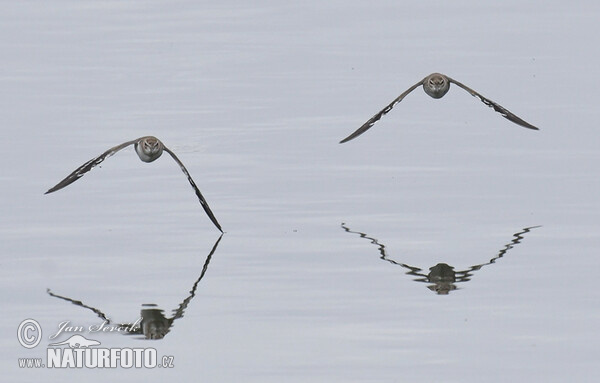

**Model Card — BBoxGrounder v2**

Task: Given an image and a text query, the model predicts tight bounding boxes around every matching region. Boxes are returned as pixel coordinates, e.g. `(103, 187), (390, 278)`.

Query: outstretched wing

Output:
(163, 147), (223, 233)
(447, 77), (539, 130)
(45, 139), (140, 194)
(339, 78), (426, 143)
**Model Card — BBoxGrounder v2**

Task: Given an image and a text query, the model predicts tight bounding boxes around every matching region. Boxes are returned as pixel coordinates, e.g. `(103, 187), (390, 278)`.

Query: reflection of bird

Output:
(341, 223), (540, 295)
(340, 73), (539, 143)
(47, 234), (222, 339)
(45, 136), (222, 232)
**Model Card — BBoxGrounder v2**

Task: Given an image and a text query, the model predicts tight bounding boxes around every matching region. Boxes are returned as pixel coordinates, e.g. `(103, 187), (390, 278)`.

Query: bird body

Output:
(134, 136), (164, 163)
(423, 73), (450, 99)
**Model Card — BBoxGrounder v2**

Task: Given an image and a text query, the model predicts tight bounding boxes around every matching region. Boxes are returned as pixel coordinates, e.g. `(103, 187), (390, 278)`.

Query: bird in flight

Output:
(45, 136), (223, 232)
(340, 72), (539, 143)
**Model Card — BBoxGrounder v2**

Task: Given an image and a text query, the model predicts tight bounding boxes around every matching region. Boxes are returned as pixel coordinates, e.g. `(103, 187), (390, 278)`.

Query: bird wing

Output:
(163, 147), (223, 233)
(45, 138), (140, 194)
(339, 77), (426, 143)
(447, 77), (539, 130)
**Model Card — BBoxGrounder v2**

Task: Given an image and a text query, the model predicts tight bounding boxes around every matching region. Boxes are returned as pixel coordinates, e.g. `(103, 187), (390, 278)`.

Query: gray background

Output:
(2, 1), (599, 382)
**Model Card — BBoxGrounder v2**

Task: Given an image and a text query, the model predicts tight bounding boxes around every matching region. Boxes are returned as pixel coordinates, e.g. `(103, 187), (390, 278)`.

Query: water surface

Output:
(2, 1), (600, 382)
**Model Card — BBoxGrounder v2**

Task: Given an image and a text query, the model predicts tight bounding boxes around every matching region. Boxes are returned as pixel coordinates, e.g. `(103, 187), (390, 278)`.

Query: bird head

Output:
(135, 136), (164, 162)
(424, 73), (450, 99)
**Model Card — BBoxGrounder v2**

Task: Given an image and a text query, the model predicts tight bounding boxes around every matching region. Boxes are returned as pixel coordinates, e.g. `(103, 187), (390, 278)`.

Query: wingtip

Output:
(212, 220), (223, 233)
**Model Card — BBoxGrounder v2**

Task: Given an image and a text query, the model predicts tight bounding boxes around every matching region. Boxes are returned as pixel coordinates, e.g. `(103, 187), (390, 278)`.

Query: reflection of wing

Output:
(170, 234), (222, 321)
(340, 223), (427, 277)
(339, 78), (425, 143)
(491, 225), (541, 263)
(45, 139), (139, 194)
(448, 77), (539, 130)
(47, 288), (110, 323)
(455, 225), (541, 278)
(163, 147), (223, 233)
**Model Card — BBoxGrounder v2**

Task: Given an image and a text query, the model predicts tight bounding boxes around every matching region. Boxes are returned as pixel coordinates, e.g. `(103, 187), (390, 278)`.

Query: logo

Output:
(17, 318), (174, 369)
(48, 334), (101, 349)
(17, 319), (42, 349)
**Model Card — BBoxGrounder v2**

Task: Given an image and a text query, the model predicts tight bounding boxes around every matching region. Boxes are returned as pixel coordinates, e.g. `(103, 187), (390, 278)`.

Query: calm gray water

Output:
(2, 1), (600, 382)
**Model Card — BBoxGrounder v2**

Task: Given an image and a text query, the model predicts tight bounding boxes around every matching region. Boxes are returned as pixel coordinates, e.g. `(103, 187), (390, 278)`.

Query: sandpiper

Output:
(45, 136), (223, 232)
(340, 72), (539, 143)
